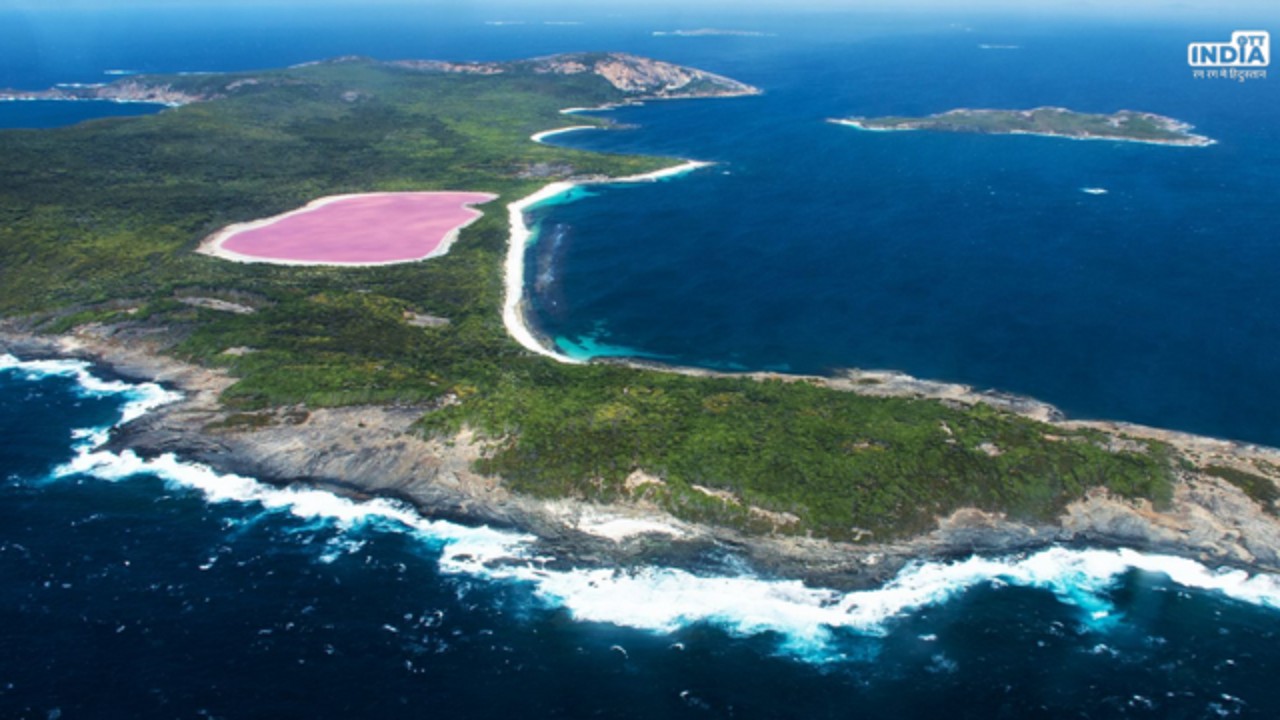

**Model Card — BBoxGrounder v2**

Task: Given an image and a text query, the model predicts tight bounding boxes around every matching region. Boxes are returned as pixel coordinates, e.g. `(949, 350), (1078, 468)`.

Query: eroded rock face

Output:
(1, 53), (760, 111)
(0, 80), (210, 106)
(525, 52), (760, 98)
(387, 52), (760, 99)
(1056, 479), (1280, 569)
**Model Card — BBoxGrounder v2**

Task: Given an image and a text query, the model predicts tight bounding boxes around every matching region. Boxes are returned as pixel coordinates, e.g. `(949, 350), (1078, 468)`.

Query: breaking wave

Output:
(11, 352), (1280, 662)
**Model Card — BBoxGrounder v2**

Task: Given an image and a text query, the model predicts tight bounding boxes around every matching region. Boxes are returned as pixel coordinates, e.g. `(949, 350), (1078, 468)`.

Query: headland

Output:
(3, 53), (1278, 589)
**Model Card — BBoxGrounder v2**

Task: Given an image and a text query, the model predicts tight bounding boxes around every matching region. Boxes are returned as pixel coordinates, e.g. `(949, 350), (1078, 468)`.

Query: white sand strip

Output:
(503, 160), (712, 362)
(530, 125), (599, 143)
(504, 182), (582, 363)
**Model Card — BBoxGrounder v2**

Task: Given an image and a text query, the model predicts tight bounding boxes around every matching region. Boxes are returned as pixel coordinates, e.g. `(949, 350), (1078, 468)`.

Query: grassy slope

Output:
(0, 59), (1175, 542)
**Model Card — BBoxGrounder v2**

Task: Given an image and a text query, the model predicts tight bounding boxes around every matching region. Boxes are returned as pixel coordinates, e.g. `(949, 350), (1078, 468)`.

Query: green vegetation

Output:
(1204, 465), (1280, 515)
(843, 107), (1211, 145)
(0, 57), (1177, 541)
(421, 367), (1173, 540)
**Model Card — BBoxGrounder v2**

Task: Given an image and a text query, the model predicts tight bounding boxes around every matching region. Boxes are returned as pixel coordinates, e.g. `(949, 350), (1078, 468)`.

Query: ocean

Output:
(7, 356), (1280, 718)
(4, 4), (1280, 717)
(523, 22), (1280, 447)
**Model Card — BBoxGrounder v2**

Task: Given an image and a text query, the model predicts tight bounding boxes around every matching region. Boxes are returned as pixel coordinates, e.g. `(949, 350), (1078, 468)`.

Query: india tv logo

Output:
(1188, 30), (1269, 67)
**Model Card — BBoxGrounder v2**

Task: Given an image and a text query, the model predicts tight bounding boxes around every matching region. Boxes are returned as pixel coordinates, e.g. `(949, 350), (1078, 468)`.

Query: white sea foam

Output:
(18, 354), (1280, 663)
(56, 443), (536, 567)
(0, 353), (180, 425)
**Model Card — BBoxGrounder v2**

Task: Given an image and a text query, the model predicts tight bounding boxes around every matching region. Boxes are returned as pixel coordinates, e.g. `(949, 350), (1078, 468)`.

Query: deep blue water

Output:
(5, 4), (1280, 717)
(524, 24), (1280, 446)
(6, 355), (1280, 719)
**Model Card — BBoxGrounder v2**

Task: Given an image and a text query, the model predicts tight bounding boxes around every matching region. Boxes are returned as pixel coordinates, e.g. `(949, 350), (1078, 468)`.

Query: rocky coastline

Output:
(0, 79), (208, 107)
(5, 320), (1280, 591)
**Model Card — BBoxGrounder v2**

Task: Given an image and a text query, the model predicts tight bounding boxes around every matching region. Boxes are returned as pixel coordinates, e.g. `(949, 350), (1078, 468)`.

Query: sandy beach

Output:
(503, 160), (712, 362)
(530, 125), (599, 143)
(198, 191), (498, 267)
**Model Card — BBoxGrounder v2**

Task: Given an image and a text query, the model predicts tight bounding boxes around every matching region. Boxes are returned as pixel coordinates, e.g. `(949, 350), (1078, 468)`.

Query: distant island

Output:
(830, 107), (1215, 146)
(652, 29), (775, 38)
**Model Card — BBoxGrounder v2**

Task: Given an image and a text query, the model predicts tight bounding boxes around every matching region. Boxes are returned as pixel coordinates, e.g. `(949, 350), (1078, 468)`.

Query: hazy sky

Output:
(5, 0), (1278, 15)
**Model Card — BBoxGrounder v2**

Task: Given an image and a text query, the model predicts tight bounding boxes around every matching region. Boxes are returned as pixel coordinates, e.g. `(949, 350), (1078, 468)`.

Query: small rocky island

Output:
(830, 106), (1214, 146)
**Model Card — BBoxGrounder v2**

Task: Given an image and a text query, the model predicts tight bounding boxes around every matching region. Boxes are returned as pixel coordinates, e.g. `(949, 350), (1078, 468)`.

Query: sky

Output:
(4, 0), (1278, 16)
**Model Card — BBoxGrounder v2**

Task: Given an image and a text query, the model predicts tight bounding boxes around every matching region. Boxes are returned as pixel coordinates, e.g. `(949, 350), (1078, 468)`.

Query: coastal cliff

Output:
(6, 323), (1279, 589)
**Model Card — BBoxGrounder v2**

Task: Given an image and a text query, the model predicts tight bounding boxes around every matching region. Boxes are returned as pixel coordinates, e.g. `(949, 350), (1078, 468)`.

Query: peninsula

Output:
(830, 107), (1215, 146)
(2, 54), (1276, 586)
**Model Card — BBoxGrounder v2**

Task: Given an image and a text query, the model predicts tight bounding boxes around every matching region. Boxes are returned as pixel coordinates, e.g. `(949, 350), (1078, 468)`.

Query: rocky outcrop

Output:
(6, 322), (1280, 589)
(0, 79), (209, 107)
(386, 59), (505, 75)
(520, 52), (760, 98)
(2, 53), (759, 111)
(387, 52), (761, 100)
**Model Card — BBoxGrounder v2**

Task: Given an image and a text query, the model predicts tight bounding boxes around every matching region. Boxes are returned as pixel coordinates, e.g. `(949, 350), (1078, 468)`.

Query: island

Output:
(652, 29), (775, 38)
(1, 54), (1276, 587)
(830, 106), (1215, 146)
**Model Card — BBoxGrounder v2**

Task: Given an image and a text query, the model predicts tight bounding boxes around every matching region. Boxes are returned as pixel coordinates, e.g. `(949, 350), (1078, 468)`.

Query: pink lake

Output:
(208, 192), (499, 265)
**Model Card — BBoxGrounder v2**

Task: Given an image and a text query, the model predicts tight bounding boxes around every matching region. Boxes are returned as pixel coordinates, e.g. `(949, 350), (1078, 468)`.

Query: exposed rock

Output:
(516, 162), (576, 180)
(522, 52), (760, 98)
(624, 469), (665, 492)
(2, 53), (759, 112)
(6, 322), (1280, 591)
(692, 484), (741, 505)
(386, 59), (505, 75)
(178, 297), (255, 315)
(385, 52), (760, 100)
(402, 310), (450, 328)
(748, 506), (801, 528)
(0, 80), (208, 107)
